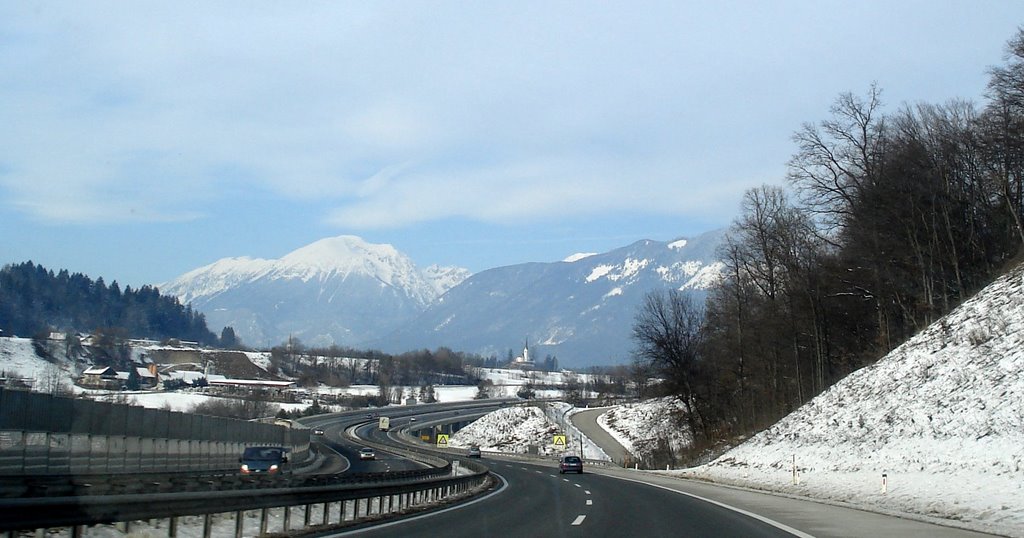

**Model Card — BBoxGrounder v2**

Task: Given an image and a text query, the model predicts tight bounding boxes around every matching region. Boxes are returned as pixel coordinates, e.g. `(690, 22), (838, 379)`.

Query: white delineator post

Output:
(881, 473), (888, 494)
(791, 455), (799, 485)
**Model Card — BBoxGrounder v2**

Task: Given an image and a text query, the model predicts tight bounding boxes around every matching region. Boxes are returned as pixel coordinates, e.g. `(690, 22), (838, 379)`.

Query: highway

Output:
(312, 403), (1003, 538)
(329, 458), (799, 538)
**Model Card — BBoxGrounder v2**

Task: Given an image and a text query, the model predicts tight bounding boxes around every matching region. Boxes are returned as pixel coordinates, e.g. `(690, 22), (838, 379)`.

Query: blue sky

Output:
(2, 2), (1021, 287)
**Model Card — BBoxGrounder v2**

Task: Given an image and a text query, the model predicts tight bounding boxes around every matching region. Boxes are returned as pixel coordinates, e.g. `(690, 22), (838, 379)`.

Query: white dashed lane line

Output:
(571, 515), (586, 526)
(585, 490), (591, 495)
(586, 500), (593, 506)
(574, 483), (581, 488)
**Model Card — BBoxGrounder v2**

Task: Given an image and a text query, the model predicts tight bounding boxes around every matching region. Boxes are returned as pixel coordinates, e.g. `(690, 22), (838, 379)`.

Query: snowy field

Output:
(663, 264), (1024, 537)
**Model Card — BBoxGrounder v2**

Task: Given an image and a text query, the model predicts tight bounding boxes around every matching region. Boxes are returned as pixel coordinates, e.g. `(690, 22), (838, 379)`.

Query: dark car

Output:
(240, 446), (288, 474)
(559, 455), (583, 474)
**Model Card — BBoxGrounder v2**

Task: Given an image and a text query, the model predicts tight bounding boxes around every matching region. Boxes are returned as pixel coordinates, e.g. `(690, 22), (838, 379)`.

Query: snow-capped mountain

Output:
(159, 236), (470, 348)
(377, 228), (727, 367)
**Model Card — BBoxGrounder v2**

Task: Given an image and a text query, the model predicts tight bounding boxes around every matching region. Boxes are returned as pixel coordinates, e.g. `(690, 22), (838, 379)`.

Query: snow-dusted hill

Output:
(449, 406), (561, 454)
(677, 263), (1024, 536)
(597, 397), (692, 462)
(159, 236), (470, 348)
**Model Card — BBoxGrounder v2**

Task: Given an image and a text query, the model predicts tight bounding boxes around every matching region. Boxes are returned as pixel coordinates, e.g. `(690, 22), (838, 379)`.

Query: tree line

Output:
(0, 261), (218, 345)
(633, 29), (1024, 455)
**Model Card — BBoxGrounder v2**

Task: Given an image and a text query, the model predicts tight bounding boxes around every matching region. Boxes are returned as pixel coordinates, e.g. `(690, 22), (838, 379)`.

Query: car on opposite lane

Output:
(467, 446), (482, 458)
(239, 446), (289, 474)
(359, 447), (376, 460)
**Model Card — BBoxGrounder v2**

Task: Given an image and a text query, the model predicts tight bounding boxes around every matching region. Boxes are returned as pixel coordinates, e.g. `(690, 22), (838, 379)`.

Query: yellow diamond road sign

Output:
(553, 435), (566, 448)
(436, 434), (450, 448)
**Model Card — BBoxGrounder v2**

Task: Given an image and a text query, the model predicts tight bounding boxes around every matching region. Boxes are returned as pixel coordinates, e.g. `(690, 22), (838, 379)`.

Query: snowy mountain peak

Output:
(158, 235), (471, 347)
(275, 235), (412, 284)
(563, 252), (597, 263)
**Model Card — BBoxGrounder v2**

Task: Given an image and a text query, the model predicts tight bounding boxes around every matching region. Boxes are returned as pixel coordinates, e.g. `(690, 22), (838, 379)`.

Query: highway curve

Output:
(326, 458), (801, 538)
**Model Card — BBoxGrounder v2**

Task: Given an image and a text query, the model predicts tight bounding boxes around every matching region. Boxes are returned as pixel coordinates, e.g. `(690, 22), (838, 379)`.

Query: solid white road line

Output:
(603, 474), (816, 538)
(571, 515), (586, 526)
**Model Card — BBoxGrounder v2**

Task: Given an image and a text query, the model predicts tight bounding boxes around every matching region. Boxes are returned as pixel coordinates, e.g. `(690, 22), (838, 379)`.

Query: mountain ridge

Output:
(161, 230), (727, 366)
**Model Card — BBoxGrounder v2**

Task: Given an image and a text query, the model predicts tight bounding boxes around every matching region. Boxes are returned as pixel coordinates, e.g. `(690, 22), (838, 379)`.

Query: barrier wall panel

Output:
(107, 405), (128, 437)
(107, 436), (126, 473)
(69, 434), (91, 474)
(47, 433), (70, 474)
(22, 432), (48, 475)
(0, 389), (302, 475)
(126, 406), (145, 437)
(0, 431), (25, 474)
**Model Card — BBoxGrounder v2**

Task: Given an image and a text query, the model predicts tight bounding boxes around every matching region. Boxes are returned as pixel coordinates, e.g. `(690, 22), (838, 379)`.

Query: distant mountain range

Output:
(160, 230), (726, 367)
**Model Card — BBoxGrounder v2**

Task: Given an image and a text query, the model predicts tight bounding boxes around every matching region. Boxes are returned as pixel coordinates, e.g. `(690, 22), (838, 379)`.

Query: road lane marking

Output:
(550, 474), (558, 478)
(562, 478), (570, 482)
(603, 474), (816, 538)
(585, 490), (591, 495)
(574, 484), (581, 488)
(571, 515), (586, 526)
(586, 500), (593, 506)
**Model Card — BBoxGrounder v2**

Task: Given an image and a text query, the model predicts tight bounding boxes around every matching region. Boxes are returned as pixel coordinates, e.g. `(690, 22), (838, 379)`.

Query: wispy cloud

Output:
(0, 2), (1019, 233)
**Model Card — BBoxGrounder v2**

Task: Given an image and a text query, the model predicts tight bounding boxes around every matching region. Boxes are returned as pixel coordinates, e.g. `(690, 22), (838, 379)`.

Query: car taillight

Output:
(241, 464), (250, 474)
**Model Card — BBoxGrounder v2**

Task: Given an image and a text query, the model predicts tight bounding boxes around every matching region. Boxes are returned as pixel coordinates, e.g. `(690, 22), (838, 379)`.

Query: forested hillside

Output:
(634, 28), (1024, 454)
(0, 261), (217, 345)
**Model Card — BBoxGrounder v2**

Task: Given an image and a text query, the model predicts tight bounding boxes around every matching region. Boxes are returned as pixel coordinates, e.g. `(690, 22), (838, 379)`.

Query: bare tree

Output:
(631, 289), (706, 438)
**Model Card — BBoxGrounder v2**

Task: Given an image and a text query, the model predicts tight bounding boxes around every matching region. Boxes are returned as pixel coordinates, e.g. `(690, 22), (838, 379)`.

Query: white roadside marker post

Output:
(882, 473), (888, 494)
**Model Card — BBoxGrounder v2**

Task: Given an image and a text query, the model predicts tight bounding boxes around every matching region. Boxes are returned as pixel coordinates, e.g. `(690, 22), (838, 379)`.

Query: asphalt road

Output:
(309, 402), (1003, 538)
(330, 458), (801, 538)
(570, 407), (631, 465)
(567, 406), (999, 538)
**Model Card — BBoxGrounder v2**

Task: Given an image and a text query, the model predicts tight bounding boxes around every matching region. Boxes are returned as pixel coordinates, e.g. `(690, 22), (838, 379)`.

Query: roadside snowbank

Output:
(597, 397), (691, 461)
(449, 405), (561, 454)
(671, 264), (1024, 537)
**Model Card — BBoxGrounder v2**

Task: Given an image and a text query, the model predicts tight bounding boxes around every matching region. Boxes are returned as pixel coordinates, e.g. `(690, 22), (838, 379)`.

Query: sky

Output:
(2, 2), (1022, 288)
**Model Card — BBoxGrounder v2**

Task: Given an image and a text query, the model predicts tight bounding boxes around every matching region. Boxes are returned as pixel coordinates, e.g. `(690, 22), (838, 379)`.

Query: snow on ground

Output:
(669, 263), (1024, 537)
(433, 385), (478, 402)
(597, 397), (691, 460)
(0, 337), (75, 389)
(449, 405), (563, 455)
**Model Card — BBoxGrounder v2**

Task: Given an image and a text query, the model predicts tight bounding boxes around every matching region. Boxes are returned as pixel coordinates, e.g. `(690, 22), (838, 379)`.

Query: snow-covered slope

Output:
(597, 397), (692, 461)
(678, 263), (1024, 536)
(159, 236), (470, 348)
(449, 406), (561, 454)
